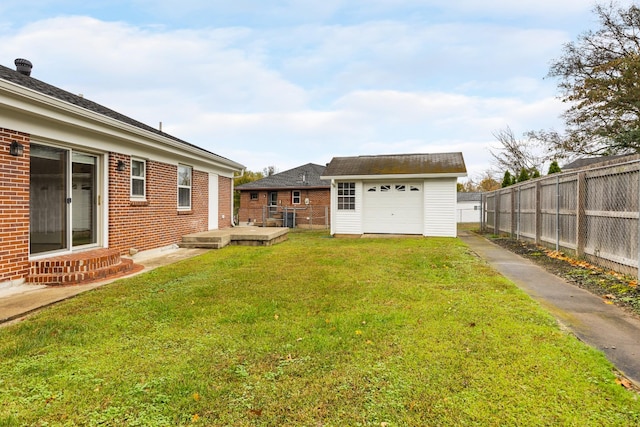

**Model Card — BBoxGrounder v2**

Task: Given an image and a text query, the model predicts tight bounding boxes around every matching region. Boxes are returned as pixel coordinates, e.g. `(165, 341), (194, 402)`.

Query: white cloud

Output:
(0, 9), (578, 178)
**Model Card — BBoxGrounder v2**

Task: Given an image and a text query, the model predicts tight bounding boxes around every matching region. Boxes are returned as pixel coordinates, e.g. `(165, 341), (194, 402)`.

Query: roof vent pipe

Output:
(14, 58), (33, 76)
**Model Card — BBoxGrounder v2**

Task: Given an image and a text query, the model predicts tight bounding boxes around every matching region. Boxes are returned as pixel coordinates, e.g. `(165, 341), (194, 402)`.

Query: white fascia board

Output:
(0, 80), (244, 175)
(321, 173), (467, 181)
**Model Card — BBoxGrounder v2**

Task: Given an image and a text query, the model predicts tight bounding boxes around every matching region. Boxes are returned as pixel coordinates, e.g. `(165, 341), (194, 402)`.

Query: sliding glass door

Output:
(30, 143), (100, 255)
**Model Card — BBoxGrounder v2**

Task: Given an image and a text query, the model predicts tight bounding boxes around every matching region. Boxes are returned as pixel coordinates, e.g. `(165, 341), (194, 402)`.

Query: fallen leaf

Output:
(193, 392), (200, 401)
(274, 314), (279, 320)
(616, 377), (634, 390)
(604, 294), (617, 300)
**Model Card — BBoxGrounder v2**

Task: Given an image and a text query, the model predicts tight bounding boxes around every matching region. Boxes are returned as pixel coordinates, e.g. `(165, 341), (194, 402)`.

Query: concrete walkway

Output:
(459, 230), (640, 386)
(0, 247), (209, 326)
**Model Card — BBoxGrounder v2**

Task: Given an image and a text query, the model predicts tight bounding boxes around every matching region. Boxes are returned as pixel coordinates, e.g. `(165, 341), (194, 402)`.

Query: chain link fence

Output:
(483, 156), (640, 277)
(236, 205), (330, 229)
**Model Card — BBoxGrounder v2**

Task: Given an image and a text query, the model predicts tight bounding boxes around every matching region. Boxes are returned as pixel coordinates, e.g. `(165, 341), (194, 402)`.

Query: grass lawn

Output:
(1, 230), (639, 426)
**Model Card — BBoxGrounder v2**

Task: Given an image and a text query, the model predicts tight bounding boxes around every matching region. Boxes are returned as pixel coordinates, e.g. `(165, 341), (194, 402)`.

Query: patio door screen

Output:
(30, 144), (99, 255)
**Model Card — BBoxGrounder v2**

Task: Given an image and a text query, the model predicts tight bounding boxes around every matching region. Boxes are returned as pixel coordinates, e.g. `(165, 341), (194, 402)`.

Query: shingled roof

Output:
(322, 152), (466, 178)
(0, 62), (240, 166)
(237, 163), (329, 190)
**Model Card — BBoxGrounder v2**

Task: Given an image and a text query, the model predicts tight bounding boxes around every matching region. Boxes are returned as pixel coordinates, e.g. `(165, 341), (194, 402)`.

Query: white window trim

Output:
(130, 158), (146, 200)
(292, 190), (301, 204)
(178, 164), (192, 210)
(337, 182), (356, 210)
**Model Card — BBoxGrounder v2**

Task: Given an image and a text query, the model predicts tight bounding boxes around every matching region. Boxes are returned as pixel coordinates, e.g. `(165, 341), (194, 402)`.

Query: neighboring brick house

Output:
(236, 163), (330, 228)
(0, 59), (244, 286)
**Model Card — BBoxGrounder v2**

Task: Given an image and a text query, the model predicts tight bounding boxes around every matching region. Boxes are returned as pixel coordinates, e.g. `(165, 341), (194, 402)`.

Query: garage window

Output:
(395, 185), (405, 192)
(410, 185), (420, 192)
(380, 185), (391, 192)
(337, 182), (356, 210)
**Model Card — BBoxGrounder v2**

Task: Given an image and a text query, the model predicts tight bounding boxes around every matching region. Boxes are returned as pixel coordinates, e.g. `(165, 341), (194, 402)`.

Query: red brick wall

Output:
(0, 128), (30, 283)
(108, 155), (214, 255)
(218, 176), (232, 228)
(237, 188), (330, 226)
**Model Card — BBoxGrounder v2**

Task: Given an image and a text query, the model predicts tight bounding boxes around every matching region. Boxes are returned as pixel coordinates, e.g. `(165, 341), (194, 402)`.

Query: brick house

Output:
(0, 59), (244, 286)
(236, 163), (330, 228)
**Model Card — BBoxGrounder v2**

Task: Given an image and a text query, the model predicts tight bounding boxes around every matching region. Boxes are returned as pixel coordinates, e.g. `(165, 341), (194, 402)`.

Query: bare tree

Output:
(490, 126), (547, 175)
(536, 2), (640, 157)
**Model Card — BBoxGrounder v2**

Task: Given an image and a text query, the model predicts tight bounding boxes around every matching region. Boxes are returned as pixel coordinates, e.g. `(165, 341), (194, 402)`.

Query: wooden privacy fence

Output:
(482, 157), (640, 277)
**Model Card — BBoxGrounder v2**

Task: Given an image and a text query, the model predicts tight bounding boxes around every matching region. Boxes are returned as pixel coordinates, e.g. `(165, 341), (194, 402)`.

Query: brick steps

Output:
(27, 248), (139, 286)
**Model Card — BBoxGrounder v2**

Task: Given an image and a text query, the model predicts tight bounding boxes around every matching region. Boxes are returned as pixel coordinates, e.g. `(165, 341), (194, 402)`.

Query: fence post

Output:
(516, 187), (521, 240)
(480, 193), (485, 231)
(556, 176), (560, 251)
(511, 187), (517, 238)
(494, 190), (500, 234)
(535, 181), (541, 245)
(325, 206), (329, 229)
(576, 172), (586, 258)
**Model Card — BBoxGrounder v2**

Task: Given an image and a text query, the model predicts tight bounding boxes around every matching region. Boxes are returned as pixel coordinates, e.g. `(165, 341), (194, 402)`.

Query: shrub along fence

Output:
(482, 156), (640, 277)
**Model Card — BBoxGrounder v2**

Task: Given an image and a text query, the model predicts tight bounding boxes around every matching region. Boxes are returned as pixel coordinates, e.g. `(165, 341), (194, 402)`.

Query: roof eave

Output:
(321, 172), (467, 180)
(237, 185), (330, 191)
(0, 79), (245, 172)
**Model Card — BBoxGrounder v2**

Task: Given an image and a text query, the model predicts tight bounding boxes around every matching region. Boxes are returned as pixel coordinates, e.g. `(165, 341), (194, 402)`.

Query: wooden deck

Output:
(179, 226), (289, 249)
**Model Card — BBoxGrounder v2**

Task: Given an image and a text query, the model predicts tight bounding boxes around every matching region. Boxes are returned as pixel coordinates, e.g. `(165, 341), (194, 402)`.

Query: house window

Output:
(250, 192), (258, 201)
(292, 190), (301, 204)
(178, 164), (192, 209)
(131, 159), (146, 198)
(337, 182), (356, 210)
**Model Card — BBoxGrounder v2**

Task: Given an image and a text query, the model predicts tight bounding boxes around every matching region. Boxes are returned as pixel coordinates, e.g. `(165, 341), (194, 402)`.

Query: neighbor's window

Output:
(292, 190), (301, 204)
(250, 192), (258, 201)
(337, 182), (356, 210)
(178, 164), (192, 209)
(131, 159), (146, 198)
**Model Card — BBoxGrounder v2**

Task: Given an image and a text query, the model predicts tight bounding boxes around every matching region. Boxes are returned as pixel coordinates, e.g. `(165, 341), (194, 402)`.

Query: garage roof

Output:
(322, 152), (467, 179)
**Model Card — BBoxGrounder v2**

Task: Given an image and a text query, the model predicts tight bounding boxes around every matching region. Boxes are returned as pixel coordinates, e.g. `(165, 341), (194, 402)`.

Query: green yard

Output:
(1, 231), (639, 426)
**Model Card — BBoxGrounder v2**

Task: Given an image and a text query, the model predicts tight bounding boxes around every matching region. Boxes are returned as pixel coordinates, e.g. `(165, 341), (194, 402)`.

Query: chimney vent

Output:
(14, 58), (33, 76)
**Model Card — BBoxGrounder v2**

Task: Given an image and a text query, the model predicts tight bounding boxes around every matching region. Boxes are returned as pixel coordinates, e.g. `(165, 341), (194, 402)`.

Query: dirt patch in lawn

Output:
(485, 234), (640, 317)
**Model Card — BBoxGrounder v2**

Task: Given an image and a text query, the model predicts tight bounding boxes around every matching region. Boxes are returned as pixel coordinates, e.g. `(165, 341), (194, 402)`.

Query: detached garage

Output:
(322, 153), (467, 237)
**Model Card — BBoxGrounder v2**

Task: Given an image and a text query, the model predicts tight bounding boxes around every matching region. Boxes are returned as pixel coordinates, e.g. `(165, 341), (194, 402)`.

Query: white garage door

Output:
(363, 182), (423, 234)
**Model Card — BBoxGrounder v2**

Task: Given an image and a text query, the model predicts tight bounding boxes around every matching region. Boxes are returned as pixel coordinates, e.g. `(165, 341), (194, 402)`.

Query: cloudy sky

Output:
(0, 1), (626, 180)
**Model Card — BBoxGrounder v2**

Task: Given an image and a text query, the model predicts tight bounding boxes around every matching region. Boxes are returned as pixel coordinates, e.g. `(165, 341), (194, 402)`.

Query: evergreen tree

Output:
(531, 168), (541, 179)
(501, 171), (513, 188)
(547, 160), (562, 174)
(517, 168), (530, 183)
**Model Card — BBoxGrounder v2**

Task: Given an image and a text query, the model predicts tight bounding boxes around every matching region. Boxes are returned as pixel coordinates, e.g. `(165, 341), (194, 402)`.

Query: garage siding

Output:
(424, 178), (457, 237)
(332, 181), (363, 235)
